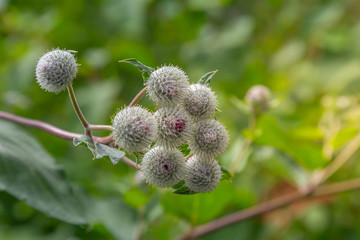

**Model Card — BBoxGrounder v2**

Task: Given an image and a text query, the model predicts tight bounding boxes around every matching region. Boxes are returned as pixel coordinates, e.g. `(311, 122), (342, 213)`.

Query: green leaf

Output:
(198, 70), (218, 86)
(255, 115), (326, 169)
(172, 180), (185, 190)
(173, 186), (196, 195)
(119, 58), (154, 79)
(73, 135), (125, 165)
(172, 180), (196, 195)
(163, 182), (239, 224)
(0, 120), (87, 225)
(73, 135), (96, 155)
(221, 167), (232, 181)
(89, 197), (138, 240)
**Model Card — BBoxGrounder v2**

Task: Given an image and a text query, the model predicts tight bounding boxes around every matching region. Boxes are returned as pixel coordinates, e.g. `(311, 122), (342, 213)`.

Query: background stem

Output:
(178, 177), (360, 240)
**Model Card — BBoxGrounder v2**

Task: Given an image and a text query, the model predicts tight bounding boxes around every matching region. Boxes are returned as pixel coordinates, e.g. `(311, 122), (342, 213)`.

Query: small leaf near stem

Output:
(198, 70), (218, 86)
(67, 85), (91, 136)
(119, 58), (154, 80)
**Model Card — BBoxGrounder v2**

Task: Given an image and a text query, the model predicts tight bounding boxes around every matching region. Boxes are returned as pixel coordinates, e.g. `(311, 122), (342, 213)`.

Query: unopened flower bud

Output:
(154, 106), (192, 148)
(245, 85), (271, 115)
(146, 65), (190, 106)
(189, 119), (229, 158)
(183, 84), (217, 121)
(141, 146), (186, 187)
(35, 49), (78, 93)
(112, 106), (157, 152)
(185, 156), (222, 193)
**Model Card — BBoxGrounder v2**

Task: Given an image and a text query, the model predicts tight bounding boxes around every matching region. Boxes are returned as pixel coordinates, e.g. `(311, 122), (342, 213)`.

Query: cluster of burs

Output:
(35, 49), (229, 193)
(113, 65), (229, 193)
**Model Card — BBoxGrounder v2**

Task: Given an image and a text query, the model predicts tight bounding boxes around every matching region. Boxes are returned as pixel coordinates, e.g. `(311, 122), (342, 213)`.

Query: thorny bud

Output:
(112, 106), (157, 152)
(154, 106), (192, 148)
(185, 156), (222, 193)
(35, 49), (78, 93)
(141, 146), (186, 188)
(183, 84), (217, 121)
(146, 65), (190, 106)
(245, 85), (271, 116)
(189, 119), (229, 159)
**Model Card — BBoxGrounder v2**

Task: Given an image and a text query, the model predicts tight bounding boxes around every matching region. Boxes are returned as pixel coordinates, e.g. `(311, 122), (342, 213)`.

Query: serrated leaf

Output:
(198, 70), (218, 86)
(73, 135), (125, 165)
(221, 167), (232, 181)
(119, 58), (154, 79)
(0, 120), (87, 224)
(96, 143), (125, 164)
(73, 135), (96, 155)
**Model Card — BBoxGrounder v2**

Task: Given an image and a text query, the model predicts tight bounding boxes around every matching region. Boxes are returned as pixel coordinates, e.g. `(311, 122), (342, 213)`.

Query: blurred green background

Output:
(2, 0), (360, 239)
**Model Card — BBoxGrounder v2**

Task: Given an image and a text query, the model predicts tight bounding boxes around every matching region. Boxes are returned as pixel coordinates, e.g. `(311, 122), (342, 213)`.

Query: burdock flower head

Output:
(154, 106), (192, 148)
(141, 146), (186, 187)
(112, 106), (158, 152)
(35, 49), (78, 93)
(146, 65), (190, 106)
(189, 119), (229, 159)
(184, 156), (222, 193)
(183, 84), (217, 121)
(245, 85), (271, 116)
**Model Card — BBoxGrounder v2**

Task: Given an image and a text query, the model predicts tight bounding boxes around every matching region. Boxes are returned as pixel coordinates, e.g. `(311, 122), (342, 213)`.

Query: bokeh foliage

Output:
(2, 0), (360, 239)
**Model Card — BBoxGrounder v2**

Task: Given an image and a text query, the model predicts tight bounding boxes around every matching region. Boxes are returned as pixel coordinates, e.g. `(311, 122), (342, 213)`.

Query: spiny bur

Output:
(35, 49), (77, 93)
(185, 156), (222, 193)
(189, 119), (229, 159)
(154, 106), (192, 148)
(183, 84), (217, 121)
(245, 85), (271, 116)
(112, 106), (157, 152)
(146, 65), (190, 106)
(141, 146), (186, 188)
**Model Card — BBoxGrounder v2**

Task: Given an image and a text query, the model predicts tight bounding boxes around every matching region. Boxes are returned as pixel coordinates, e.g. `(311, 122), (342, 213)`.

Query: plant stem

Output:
(185, 152), (194, 160)
(314, 178), (360, 197)
(314, 132), (360, 185)
(0, 111), (136, 168)
(0, 111), (81, 140)
(130, 87), (148, 106)
(177, 130), (360, 240)
(67, 85), (91, 135)
(122, 155), (140, 169)
(177, 177), (360, 240)
(229, 114), (256, 174)
(229, 138), (252, 175)
(89, 124), (113, 131)
(178, 190), (308, 240)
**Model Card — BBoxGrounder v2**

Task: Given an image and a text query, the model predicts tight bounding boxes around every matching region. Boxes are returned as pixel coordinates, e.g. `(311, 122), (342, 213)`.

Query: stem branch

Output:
(314, 132), (360, 185)
(0, 111), (135, 168)
(178, 177), (360, 240)
(130, 87), (148, 106)
(89, 124), (113, 131)
(67, 85), (91, 135)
